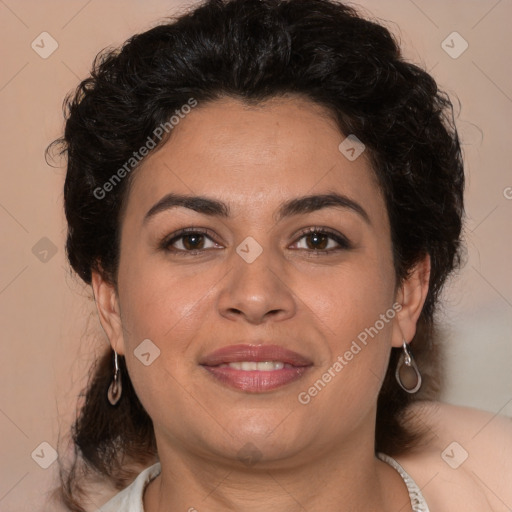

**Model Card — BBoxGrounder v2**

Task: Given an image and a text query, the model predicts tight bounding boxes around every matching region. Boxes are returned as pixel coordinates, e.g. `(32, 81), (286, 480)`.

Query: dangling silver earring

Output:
(395, 340), (422, 393)
(107, 350), (123, 405)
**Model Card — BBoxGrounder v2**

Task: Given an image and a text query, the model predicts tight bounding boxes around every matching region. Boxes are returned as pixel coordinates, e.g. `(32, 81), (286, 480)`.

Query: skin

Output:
(92, 95), (435, 512)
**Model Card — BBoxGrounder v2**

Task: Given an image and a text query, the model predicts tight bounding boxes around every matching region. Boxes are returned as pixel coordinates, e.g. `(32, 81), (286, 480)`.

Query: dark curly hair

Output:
(48, 0), (464, 509)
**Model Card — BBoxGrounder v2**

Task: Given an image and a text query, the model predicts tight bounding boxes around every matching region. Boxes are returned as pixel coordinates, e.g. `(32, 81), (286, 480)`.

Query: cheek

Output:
(119, 262), (216, 347)
(294, 258), (396, 341)
(117, 264), (219, 425)
(293, 270), (397, 420)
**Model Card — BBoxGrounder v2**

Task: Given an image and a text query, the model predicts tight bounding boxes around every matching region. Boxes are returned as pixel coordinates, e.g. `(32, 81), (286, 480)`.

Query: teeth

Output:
(226, 361), (286, 371)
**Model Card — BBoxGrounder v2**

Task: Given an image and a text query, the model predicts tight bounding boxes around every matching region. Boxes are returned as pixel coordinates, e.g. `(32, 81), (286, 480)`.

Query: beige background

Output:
(0, 0), (511, 510)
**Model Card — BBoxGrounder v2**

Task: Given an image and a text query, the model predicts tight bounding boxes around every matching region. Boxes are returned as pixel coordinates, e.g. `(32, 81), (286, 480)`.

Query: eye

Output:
(161, 228), (222, 255)
(292, 227), (351, 253)
(160, 226), (351, 256)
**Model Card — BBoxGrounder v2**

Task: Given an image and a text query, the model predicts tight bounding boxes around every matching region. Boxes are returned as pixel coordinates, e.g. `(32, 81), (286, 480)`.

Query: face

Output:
(94, 96), (427, 467)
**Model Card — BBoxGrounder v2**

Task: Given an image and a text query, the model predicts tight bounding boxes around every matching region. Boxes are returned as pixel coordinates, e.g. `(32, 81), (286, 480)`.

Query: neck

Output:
(144, 430), (411, 512)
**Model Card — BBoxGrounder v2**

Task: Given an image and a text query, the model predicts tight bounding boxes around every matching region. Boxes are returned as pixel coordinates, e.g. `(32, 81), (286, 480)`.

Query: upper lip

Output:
(200, 344), (313, 367)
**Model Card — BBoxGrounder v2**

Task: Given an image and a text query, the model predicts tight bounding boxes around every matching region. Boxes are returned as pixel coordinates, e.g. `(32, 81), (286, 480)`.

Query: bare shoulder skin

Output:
(396, 400), (512, 511)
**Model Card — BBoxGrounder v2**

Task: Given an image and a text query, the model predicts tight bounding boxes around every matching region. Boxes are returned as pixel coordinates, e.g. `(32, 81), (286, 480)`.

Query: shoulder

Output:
(97, 463), (161, 512)
(395, 400), (512, 511)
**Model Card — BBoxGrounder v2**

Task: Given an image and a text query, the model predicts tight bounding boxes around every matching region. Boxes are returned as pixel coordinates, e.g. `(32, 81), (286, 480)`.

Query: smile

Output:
(218, 361), (293, 371)
(200, 344), (313, 392)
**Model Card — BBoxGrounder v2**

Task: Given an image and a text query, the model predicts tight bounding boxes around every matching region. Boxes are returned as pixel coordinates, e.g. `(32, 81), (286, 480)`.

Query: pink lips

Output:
(200, 344), (313, 392)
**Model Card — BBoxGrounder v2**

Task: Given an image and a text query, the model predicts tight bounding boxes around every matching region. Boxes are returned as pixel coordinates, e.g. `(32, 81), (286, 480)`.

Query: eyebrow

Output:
(143, 192), (370, 225)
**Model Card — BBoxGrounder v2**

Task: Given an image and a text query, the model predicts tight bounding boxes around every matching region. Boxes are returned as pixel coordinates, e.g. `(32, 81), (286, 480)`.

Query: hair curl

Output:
(48, 0), (464, 509)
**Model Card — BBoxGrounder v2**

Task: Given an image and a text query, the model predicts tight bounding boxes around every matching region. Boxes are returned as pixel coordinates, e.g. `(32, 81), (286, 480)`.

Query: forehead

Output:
(123, 95), (386, 224)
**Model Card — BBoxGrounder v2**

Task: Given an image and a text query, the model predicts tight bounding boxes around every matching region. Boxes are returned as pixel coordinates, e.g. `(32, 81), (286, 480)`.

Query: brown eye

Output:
(180, 233), (206, 250)
(304, 232), (329, 250)
(293, 228), (351, 253)
(161, 228), (221, 254)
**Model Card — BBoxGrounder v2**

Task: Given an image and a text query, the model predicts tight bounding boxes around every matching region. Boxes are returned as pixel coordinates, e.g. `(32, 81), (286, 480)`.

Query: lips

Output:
(200, 344), (313, 392)
(200, 344), (312, 367)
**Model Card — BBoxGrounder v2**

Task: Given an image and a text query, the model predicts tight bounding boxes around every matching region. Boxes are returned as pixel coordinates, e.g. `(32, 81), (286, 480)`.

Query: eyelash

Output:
(159, 226), (352, 256)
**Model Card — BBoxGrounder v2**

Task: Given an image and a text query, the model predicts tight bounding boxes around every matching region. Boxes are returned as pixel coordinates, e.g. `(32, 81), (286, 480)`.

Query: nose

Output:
(216, 245), (297, 325)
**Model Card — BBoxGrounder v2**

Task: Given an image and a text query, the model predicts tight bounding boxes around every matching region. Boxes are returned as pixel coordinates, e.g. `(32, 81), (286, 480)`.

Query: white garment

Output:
(97, 454), (429, 511)
(377, 453), (430, 511)
(97, 463), (161, 512)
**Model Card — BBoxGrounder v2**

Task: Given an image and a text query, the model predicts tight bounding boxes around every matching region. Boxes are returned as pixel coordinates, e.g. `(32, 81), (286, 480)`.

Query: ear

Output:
(91, 270), (126, 356)
(391, 254), (431, 348)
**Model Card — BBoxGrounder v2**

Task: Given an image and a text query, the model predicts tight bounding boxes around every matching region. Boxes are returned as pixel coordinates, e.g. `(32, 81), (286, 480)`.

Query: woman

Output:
(51, 0), (512, 510)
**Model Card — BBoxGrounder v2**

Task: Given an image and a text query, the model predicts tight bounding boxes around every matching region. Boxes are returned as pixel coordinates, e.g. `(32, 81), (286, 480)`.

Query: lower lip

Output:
(202, 365), (311, 392)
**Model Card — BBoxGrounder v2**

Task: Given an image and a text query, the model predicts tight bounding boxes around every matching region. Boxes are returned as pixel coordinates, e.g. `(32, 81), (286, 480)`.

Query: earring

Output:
(107, 350), (123, 405)
(395, 340), (422, 394)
